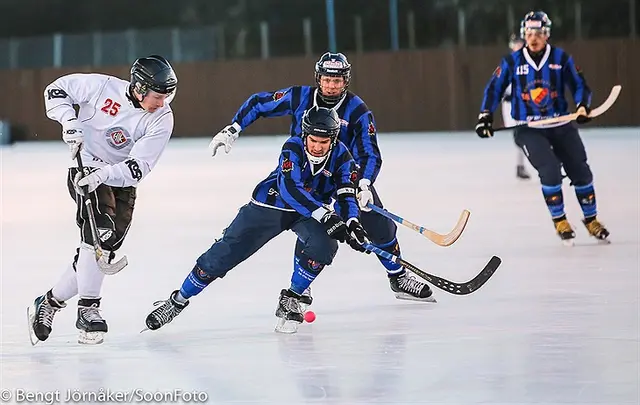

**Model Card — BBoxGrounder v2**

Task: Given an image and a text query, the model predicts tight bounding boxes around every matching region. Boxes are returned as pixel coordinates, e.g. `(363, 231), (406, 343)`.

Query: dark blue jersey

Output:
(232, 86), (382, 184)
(251, 136), (360, 222)
(481, 44), (592, 122)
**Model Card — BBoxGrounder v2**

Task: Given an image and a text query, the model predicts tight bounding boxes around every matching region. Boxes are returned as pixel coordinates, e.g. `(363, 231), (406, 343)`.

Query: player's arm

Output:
(209, 86), (297, 156)
(476, 58), (512, 138)
(276, 139), (327, 220)
(44, 73), (107, 123)
(563, 54), (592, 115)
(349, 111), (382, 185)
(76, 112), (174, 192)
(333, 152), (370, 253)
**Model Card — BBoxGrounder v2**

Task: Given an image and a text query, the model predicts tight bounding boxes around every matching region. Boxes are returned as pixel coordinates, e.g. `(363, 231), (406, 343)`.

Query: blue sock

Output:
(290, 255), (324, 295)
(541, 184), (565, 219)
(179, 265), (215, 299)
(375, 238), (404, 276)
(574, 183), (597, 219)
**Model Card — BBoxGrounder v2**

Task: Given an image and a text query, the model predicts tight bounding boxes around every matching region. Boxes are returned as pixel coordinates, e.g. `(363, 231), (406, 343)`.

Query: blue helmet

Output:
(520, 11), (552, 39)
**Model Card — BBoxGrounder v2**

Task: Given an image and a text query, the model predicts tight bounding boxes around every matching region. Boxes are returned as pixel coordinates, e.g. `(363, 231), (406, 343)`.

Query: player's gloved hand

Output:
(475, 112), (494, 138)
(320, 211), (349, 242)
(346, 218), (371, 254)
(209, 122), (242, 157)
(575, 104), (591, 124)
(62, 118), (84, 159)
(357, 179), (374, 212)
(74, 167), (110, 195)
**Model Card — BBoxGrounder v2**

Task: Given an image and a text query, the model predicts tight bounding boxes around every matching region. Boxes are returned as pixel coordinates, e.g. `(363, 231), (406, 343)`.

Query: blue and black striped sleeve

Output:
(333, 152), (360, 221)
(276, 139), (327, 221)
(480, 57), (512, 113)
(562, 54), (592, 108)
(231, 86), (295, 129)
(349, 111), (382, 184)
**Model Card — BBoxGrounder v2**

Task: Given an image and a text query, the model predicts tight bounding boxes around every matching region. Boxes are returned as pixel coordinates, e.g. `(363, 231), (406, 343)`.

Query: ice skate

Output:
(516, 164), (531, 180)
(299, 287), (313, 312)
(76, 298), (108, 344)
(144, 290), (189, 331)
(583, 217), (610, 244)
(553, 217), (576, 246)
(389, 271), (437, 303)
(27, 290), (67, 345)
(274, 289), (304, 334)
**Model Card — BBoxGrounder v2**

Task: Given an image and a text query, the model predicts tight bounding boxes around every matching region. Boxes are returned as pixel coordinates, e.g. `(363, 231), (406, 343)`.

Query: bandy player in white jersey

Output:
(502, 35), (531, 180)
(28, 55), (177, 345)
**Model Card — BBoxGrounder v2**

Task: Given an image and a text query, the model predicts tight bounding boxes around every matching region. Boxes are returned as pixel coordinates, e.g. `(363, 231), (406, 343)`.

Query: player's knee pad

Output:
(297, 237), (338, 266)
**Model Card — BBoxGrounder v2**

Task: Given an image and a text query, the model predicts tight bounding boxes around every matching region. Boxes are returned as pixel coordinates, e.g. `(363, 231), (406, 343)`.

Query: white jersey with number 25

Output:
(44, 73), (174, 188)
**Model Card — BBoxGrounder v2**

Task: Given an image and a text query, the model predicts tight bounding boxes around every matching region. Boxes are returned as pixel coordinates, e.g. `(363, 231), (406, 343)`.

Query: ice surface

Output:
(1, 129), (639, 404)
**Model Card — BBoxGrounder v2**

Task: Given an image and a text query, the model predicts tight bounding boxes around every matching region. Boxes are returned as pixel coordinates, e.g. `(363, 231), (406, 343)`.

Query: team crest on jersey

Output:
(281, 158), (293, 172)
(521, 80), (557, 108)
(105, 127), (131, 150)
(367, 122), (376, 136)
(273, 91), (287, 101)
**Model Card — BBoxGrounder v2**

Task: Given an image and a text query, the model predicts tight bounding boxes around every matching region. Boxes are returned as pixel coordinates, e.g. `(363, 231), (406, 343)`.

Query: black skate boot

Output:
(553, 216), (576, 246)
(389, 271), (437, 303)
(300, 287), (313, 311)
(144, 290), (189, 331)
(516, 164), (531, 180)
(27, 290), (66, 345)
(583, 216), (610, 244)
(274, 289), (304, 334)
(76, 298), (108, 344)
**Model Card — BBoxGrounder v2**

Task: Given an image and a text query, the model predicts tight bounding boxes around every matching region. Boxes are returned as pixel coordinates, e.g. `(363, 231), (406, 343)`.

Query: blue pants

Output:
(196, 203), (338, 279)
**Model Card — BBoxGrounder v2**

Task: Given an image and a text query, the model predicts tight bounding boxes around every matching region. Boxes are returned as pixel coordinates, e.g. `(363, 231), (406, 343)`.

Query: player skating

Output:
(475, 11), (610, 246)
(28, 55), (178, 345)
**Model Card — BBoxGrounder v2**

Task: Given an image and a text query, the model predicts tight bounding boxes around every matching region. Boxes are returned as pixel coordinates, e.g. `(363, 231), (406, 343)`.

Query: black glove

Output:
(575, 104), (592, 124)
(475, 112), (494, 138)
(346, 218), (371, 254)
(320, 212), (348, 242)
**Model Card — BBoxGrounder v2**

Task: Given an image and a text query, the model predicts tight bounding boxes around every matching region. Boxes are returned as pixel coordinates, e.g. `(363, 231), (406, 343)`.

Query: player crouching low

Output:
(143, 107), (371, 333)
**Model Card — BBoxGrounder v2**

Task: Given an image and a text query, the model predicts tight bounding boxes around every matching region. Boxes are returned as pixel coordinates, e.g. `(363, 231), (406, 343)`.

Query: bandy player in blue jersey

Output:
(475, 11), (610, 246)
(207, 52), (435, 303)
(144, 107), (370, 333)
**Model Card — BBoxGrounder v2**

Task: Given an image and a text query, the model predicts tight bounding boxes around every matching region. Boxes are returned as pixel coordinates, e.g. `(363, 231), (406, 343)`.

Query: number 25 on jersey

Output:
(101, 98), (121, 116)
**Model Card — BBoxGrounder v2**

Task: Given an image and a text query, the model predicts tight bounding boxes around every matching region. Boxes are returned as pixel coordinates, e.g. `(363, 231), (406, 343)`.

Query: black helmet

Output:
(314, 52), (351, 103)
(130, 55), (177, 96)
(302, 106), (340, 144)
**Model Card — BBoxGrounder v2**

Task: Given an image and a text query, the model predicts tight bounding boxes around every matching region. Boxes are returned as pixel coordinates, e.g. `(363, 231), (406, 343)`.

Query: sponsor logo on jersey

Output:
(322, 169), (332, 177)
(367, 122), (376, 136)
(548, 64), (562, 70)
(97, 228), (113, 242)
(493, 66), (502, 78)
(350, 170), (359, 183)
(273, 91), (287, 101)
(105, 127), (132, 150)
(281, 158), (293, 172)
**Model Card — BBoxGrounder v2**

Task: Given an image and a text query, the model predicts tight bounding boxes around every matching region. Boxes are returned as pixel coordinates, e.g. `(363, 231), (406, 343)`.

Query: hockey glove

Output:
(74, 167), (110, 194)
(209, 122), (242, 157)
(320, 212), (349, 242)
(62, 118), (84, 159)
(346, 218), (371, 254)
(357, 179), (374, 212)
(475, 112), (494, 138)
(575, 104), (592, 124)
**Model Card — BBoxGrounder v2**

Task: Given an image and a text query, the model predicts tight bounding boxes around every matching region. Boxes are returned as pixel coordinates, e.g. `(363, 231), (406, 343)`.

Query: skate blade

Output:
(78, 331), (105, 345)
(26, 305), (41, 346)
(394, 293), (437, 303)
(561, 239), (575, 247)
(274, 318), (300, 334)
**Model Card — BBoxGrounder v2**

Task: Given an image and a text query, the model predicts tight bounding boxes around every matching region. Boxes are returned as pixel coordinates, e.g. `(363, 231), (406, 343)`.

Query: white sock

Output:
(76, 243), (106, 298)
(51, 261), (78, 302)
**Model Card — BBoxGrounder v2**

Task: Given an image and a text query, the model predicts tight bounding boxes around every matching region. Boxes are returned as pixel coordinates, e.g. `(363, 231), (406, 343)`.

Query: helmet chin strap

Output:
(305, 149), (331, 175)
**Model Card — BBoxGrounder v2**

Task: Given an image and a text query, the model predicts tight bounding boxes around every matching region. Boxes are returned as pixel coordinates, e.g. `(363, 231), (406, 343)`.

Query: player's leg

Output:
(515, 132), (531, 180)
(145, 203), (290, 330)
(550, 125), (609, 241)
(273, 217), (339, 332)
(359, 185), (435, 302)
(514, 127), (574, 244)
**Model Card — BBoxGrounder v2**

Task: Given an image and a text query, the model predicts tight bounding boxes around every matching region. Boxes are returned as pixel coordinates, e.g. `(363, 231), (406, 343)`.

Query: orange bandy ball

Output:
(304, 311), (316, 323)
